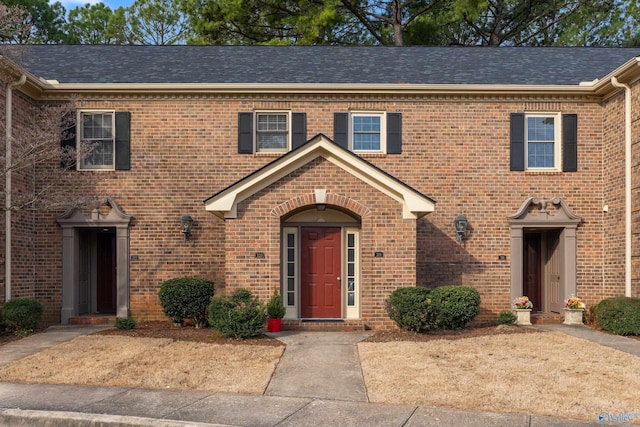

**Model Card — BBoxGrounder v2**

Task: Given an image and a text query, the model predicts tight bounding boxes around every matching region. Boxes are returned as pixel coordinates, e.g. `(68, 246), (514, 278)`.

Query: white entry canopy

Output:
(204, 134), (435, 220)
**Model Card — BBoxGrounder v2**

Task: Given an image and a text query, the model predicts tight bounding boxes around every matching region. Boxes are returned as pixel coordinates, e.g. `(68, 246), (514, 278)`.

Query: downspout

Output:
(5, 74), (26, 302)
(610, 77), (632, 297)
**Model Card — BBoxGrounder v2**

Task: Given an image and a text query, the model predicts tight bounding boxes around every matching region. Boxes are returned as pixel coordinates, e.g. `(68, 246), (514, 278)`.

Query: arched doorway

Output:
(281, 206), (361, 320)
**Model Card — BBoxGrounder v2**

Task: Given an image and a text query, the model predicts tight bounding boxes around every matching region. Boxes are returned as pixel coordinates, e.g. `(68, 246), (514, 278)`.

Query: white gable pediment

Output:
(204, 135), (435, 220)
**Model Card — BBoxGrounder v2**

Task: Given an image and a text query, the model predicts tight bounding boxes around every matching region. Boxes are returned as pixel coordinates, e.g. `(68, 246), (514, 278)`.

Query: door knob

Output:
(337, 277), (341, 281)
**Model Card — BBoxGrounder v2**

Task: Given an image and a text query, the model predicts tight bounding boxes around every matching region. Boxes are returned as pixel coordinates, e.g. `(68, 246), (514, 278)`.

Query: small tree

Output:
(267, 290), (286, 319)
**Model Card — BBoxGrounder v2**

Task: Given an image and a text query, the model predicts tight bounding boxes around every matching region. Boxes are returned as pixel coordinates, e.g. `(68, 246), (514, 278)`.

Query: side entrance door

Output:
(96, 230), (117, 313)
(523, 233), (542, 311)
(300, 227), (342, 318)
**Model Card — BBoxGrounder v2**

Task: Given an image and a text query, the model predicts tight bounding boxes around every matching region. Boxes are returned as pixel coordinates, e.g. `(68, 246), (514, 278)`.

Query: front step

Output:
(282, 319), (367, 332)
(531, 312), (563, 325)
(68, 314), (116, 326)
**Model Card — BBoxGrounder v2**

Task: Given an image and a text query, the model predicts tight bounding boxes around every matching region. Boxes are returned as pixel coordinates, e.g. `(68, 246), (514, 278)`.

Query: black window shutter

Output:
(60, 112), (76, 169)
(333, 112), (348, 149)
(291, 113), (307, 150)
(510, 113), (525, 171)
(238, 112), (254, 154)
(387, 113), (402, 154)
(562, 114), (577, 172)
(115, 112), (131, 170)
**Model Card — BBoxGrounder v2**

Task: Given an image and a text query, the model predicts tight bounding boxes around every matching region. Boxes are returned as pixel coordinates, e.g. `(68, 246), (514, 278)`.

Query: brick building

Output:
(1, 46), (639, 329)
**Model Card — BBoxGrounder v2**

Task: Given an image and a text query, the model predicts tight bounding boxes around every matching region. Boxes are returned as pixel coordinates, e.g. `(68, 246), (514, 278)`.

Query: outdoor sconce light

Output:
(181, 214), (194, 242)
(454, 213), (468, 244)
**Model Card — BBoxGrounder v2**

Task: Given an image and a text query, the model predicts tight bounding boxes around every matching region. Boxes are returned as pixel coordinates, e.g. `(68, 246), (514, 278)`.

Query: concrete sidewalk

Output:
(0, 324), (634, 426)
(0, 382), (596, 427)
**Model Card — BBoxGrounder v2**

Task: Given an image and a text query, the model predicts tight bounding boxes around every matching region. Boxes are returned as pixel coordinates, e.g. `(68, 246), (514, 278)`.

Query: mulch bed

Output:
(95, 321), (285, 346)
(3, 320), (636, 348)
(363, 324), (546, 342)
(95, 321), (545, 345)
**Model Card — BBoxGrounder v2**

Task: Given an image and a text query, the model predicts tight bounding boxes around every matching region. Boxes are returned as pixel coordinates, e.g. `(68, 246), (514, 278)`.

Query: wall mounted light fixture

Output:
(454, 213), (468, 244)
(181, 214), (194, 241)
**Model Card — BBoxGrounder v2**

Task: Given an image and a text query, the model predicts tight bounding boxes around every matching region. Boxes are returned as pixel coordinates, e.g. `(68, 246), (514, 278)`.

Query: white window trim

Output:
(255, 111), (291, 153)
(524, 112), (562, 172)
(282, 227), (299, 319)
(344, 227), (360, 319)
(349, 111), (386, 154)
(78, 110), (116, 171)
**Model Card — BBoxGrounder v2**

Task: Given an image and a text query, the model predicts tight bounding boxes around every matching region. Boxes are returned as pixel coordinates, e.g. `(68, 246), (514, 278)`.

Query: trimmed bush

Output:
(2, 298), (43, 335)
(158, 277), (214, 327)
(497, 311), (517, 325)
(595, 297), (640, 336)
(208, 289), (267, 338)
(429, 285), (481, 330)
(114, 317), (136, 330)
(385, 287), (434, 333)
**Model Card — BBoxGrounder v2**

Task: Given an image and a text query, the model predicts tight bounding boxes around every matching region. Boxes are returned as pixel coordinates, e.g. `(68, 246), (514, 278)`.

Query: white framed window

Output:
(256, 112), (290, 153)
(525, 113), (561, 171)
(79, 111), (115, 170)
(350, 112), (386, 153)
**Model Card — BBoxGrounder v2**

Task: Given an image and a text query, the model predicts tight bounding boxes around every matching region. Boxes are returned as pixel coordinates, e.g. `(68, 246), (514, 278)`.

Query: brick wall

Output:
(0, 84), (40, 315)
(13, 92), (624, 327)
(223, 157), (416, 329)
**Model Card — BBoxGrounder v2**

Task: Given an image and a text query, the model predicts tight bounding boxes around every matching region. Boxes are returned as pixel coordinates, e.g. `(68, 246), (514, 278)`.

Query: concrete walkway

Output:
(0, 323), (637, 426)
(265, 332), (372, 401)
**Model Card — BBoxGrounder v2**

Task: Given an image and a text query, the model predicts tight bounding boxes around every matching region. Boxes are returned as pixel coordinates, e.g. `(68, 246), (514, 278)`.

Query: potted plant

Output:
(266, 290), (286, 332)
(563, 295), (586, 325)
(512, 296), (533, 325)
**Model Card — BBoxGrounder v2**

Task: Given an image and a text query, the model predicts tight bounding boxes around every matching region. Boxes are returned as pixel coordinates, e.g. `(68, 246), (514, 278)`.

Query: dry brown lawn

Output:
(0, 335), (284, 394)
(359, 330), (640, 422)
(1, 322), (639, 423)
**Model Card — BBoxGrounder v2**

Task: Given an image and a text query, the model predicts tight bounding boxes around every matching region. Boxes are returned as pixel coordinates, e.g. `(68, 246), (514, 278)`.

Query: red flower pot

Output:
(267, 318), (282, 332)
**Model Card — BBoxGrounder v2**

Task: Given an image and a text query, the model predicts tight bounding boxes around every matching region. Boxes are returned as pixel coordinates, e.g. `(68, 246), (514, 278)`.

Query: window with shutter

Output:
(334, 111), (402, 154)
(510, 112), (575, 172)
(238, 111), (306, 153)
(76, 110), (131, 171)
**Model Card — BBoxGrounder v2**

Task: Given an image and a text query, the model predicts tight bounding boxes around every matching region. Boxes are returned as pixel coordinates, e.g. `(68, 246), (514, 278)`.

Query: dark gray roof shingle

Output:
(20, 45), (640, 86)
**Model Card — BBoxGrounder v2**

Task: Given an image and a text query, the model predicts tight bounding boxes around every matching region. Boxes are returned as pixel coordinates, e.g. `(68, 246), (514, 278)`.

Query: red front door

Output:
(301, 227), (341, 318)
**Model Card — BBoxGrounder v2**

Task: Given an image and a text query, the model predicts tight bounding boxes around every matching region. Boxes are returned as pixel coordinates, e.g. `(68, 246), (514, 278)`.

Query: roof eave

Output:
(39, 82), (600, 99)
(591, 56), (640, 97)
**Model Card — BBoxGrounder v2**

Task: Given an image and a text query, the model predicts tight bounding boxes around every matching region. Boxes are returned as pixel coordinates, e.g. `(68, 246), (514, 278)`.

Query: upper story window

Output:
(80, 112), (115, 169)
(351, 113), (385, 152)
(525, 114), (560, 170)
(66, 110), (130, 171)
(256, 112), (289, 152)
(238, 112), (306, 154)
(334, 111), (402, 154)
(510, 112), (576, 173)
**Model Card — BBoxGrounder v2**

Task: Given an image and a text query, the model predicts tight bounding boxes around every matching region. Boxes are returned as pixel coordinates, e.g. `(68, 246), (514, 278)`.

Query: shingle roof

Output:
(20, 45), (640, 86)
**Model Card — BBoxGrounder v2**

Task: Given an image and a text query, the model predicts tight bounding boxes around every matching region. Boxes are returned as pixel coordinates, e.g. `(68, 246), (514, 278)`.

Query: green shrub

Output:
(208, 289), (267, 338)
(2, 298), (43, 335)
(385, 287), (434, 333)
(267, 291), (286, 319)
(429, 286), (481, 330)
(595, 297), (640, 336)
(158, 277), (214, 327)
(497, 311), (517, 325)
(114, 317), (136, 330)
